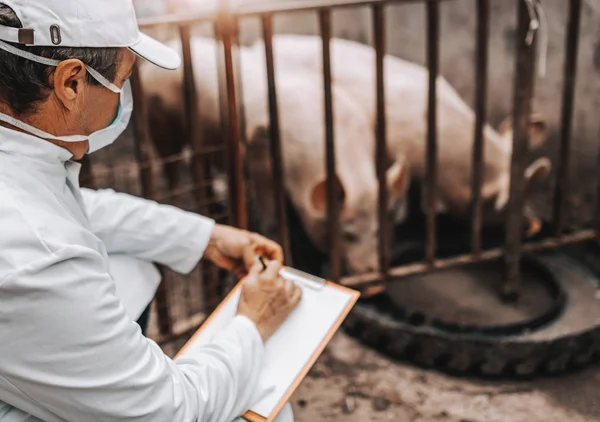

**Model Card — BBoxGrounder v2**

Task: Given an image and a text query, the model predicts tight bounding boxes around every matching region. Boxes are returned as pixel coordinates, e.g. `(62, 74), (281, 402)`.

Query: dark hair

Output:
(0, 4), (121, 115)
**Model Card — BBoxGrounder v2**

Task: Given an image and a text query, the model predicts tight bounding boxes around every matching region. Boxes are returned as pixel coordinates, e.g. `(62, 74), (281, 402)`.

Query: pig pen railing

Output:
(130, 0), (590, 344)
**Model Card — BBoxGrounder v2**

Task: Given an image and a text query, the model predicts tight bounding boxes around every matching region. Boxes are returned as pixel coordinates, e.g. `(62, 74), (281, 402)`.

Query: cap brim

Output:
(129, 33), (181, 70)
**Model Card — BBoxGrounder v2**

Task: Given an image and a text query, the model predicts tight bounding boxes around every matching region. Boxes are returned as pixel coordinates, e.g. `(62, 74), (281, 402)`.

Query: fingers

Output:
(288, 283), (303, 307)
(248, 260), (263, 277)
(244, 261), (264, 285)
(284, 278), (295, 297)
(262, 260), (282, 280)
(251, 233), (284, 264)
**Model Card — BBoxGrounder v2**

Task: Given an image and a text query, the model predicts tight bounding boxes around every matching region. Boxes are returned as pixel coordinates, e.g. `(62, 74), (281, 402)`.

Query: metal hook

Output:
(523, 0), (547, 78)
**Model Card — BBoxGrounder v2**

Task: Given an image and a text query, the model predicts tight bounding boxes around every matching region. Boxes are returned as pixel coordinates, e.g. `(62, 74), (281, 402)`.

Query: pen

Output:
(258, 256), (267, 271)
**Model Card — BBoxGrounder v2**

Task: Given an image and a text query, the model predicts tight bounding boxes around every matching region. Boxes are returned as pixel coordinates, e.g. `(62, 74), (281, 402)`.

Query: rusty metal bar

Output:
(425, 0), (439, 264)
(343, 229), (597, 291)
(217, 8), (248, 229)
(597, 127), (600, 235)
(596, 131), (600, 234)
(262, 14), (292, 263)
(130, 64), (172, 336)
(504, 0), (538, 299)
(470, 0), (490, 256)
(373, 3), (390, 279)
(319, 8), (341, 282)
(235, 23), (257, 234)
(553, 0), (581, 235)
(179, 25), (222, 314)
(180, 25), (213, 213)
(138, 0), (456, 28)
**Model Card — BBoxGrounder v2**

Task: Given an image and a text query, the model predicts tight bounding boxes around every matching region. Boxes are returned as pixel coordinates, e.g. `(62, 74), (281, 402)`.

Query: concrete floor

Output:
(290, 333), (600, 422)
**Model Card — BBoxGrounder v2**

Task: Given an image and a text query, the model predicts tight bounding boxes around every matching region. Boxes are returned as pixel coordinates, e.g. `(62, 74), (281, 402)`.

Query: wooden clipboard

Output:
(175, 269), (360, 422)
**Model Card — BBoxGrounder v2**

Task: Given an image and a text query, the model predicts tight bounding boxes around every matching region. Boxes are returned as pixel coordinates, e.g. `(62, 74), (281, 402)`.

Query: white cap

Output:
(0, 0), (181, 70)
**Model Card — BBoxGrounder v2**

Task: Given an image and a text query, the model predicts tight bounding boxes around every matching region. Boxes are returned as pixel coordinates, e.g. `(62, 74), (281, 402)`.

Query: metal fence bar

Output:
(343, 229), (596, 290)
(130, 65), (173, 336)
(470, 0), (490, 256)
(425, 0), (440, 264)
(319, 8), (341, 282)
(179, 25), (222, 314)
(262, 14), (292, 263)
(180, 26), (210, 213)
(504, 0), (538, 299)
(597, 126), (600, 234)
(373, 3), (390, 280)
(553, 0), (581, 235)
(217, 8), (248, 229)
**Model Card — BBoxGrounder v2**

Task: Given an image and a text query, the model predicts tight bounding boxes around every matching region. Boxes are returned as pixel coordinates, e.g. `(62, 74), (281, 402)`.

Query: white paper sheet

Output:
(178, 273), (356, 419)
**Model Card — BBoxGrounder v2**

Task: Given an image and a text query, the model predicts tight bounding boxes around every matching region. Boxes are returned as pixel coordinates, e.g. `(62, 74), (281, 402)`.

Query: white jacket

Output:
(0, 125), (265, 422)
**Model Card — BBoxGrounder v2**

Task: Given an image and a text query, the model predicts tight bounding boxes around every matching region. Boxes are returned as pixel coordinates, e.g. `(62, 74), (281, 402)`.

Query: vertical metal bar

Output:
(504, 0), (538, 299)
(218, 5), (248, 229)
(179, 25), (219, 313)
(373, 3), (389, 279)
(553, 0), (581, 235)
(262, 13), (292, 263)
(130, 64), (172, 336)
(425, 0), (440, 264)
(180, 25), (211, 213)
(233, 23), (257, 235)
(319, 8), (341, 282)
(596, 127), (600, 235)
(471, 0), (490, 255)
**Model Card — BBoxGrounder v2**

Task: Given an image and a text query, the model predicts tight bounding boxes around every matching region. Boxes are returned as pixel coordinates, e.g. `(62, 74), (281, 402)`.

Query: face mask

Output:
(0, 40), (133, 154)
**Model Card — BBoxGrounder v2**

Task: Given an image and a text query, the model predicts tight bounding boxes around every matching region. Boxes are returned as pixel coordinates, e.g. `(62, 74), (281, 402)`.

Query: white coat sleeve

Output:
(80, 188), (215, 274)
(0, 244), (263, 422)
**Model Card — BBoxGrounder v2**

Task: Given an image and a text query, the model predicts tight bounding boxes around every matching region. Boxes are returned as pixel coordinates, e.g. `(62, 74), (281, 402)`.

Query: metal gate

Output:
(82, 0), (590, 347)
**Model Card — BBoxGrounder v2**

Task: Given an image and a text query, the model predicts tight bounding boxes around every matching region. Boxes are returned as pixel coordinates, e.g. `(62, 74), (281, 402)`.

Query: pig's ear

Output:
(386, 159), (411, 199)
(498, 114), (549, 150)
(525, 157), (552, 183)
(310, 176), (346, 215)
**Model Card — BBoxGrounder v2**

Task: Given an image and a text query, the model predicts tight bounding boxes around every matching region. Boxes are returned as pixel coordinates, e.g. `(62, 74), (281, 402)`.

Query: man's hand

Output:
(204, 224), (284, 278)
(237, 260), (302, 342)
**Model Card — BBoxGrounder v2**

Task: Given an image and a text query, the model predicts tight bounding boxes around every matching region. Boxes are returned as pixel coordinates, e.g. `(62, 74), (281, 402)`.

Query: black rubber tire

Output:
(343, 250), (600, 379)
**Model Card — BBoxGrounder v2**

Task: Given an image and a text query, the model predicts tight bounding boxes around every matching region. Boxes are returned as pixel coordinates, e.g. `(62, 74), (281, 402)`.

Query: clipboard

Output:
(175, 267), (360, 422)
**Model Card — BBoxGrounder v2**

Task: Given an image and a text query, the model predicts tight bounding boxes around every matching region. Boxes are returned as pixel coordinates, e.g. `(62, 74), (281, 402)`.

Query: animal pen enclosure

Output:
(82, 0), (600, 373)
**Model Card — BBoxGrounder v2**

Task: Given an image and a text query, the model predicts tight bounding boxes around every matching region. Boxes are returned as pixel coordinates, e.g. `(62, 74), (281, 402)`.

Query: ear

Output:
(53, 58), (88, 110)
(310, 175), (346, 215)
(525, 157), (552, 183)
(386, 159), (411, 199)
(498, 114), (549, 150)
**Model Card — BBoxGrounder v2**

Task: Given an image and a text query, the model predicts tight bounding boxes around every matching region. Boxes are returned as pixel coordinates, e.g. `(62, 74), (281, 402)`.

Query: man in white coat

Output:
(0, 0), (301, 421)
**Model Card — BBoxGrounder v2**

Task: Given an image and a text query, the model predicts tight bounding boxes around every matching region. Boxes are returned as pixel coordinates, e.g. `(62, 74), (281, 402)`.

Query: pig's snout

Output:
(346, 260), (378, 275)
(344, 250), (379, 275)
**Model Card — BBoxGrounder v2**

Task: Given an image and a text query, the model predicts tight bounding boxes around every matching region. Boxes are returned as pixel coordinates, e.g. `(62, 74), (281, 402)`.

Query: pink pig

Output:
(141, 36), (411, 274)
(251, 35), (551, 234)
